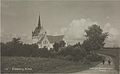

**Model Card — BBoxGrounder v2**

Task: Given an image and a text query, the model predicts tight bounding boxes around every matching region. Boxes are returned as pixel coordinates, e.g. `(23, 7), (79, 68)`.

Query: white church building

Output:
(32, 15), (65, 49)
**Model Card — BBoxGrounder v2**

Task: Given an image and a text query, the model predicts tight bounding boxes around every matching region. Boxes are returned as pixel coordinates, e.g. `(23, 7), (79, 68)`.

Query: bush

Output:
(58, 45), (87, 62)
(86, 54), (104, 62)
(1, 42), (39, 57)
(36, 47), (52, 58)
(64, 55), (74, 61)
(83, 58), (91, 64)
(1, 37), (51, 57)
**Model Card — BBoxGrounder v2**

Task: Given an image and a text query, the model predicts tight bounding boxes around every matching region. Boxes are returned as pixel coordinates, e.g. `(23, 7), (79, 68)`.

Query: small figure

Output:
(108, 59), (111, 65)
(102, 60), (105, 65)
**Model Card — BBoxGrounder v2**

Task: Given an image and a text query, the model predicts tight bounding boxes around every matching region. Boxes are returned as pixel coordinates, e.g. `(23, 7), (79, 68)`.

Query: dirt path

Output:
(72, 54), (118, 74)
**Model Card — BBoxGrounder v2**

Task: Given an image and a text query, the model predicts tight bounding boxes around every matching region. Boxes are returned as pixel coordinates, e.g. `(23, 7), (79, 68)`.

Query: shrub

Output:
(86, 54), (104, 62)
(58, 45), (87, 62)
(64, 55), (74, 61)
(1, 38), (40, 57)
(83, 58), (91, 64)
(37, 47), (51, 58)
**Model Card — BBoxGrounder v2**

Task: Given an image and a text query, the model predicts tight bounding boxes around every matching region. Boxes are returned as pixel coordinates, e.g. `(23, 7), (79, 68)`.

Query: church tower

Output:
(32, 15), (46, 43)
(32, 15), (66, 49)
(38, 15), (41, 28)
(32, 15), (50, 48)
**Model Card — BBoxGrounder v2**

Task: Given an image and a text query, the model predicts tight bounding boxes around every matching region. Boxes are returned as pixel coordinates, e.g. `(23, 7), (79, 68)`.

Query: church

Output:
(32, 15), (65, 49)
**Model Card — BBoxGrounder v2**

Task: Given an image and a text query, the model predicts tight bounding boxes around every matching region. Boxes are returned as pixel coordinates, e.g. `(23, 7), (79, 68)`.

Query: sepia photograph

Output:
(1, 0), (120, 74)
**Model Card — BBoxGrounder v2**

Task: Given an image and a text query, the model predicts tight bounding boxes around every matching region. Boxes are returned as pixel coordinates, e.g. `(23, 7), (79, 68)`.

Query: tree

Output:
(73, 42), (81, 47)
(2, 37), (23, 56)
(1, 37), (42, 57)
(58, 45), (87, 61)
(53, 42), (60, 52)
(59, 40), (66, 47)
(82, 24), (108, 53)
(12, 37), (22, 44)
(1, 42), (8, 56)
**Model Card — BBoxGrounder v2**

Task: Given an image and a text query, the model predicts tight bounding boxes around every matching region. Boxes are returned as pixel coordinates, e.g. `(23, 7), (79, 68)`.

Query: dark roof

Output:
(32, 15), (42, 37)
(32, 27), (41, 36)
(47, 35), (64, 43)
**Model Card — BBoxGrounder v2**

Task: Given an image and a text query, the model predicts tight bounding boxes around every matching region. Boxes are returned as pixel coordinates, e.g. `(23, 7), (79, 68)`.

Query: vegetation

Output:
(1, 57), (102, 73)
(1, 24), (108, 73)
(1, 38), (39, 57)
(82, 24), (108, 54)
(58, 45), (87, 62)
(53, 40), (66, 52)
(1, 24), (107, 62)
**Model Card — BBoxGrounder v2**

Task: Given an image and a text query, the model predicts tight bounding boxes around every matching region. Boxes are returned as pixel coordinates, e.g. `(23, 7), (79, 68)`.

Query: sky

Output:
(1, 0), (120, 46)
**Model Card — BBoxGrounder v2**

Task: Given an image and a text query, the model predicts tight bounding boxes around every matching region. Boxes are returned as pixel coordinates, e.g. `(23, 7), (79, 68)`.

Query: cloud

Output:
(61, 18), (120, 47)
(106, 16), (110, 19)
(103, 23), (119, 40)
(103, 23), (120, 47)
(62, 18), (98, 45)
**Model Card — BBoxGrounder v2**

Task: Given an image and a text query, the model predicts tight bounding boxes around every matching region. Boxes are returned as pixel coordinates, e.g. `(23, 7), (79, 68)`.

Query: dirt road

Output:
(72, 54), (118, 74)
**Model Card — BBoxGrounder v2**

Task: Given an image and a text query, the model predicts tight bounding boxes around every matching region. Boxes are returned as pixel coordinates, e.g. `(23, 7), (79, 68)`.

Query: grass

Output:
(1, 56), (101, 73)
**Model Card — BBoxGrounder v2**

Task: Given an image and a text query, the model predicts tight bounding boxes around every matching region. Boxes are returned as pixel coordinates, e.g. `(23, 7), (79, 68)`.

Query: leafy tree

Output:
(1, 42), (8, 56)
(53, 42), (60, 52)
(73, 42), (81, 47)
(82, 24), (108, 53)
(12, 37), (22, 44)
(1, 37), (40, 57)
(58, 45), (87, 61)
(59, 40), (66, 47)
(37, 46), (50, 57)
(5, 37), (23, 56)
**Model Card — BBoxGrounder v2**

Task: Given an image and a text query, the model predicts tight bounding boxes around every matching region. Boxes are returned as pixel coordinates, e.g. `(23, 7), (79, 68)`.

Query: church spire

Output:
(38, 14), (41, 28)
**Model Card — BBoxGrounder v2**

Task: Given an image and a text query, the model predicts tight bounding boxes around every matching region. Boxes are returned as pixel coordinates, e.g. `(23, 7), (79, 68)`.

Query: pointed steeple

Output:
(38, 14), (41, 28)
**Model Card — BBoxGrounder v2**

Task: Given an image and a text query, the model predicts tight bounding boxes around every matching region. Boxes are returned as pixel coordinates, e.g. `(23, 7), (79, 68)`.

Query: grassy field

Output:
(97, 48), (120, 71)
(1, 56), (101, 73)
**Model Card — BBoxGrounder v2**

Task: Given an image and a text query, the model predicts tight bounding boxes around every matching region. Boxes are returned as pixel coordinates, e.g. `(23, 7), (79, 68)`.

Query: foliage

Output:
(53, 42), (60, 52)
(73, 42), (81, 47)
(2, 56), (101, 73)
(37, 47), (51, 58)
(82, 24), (108, 53)
(1, 38), (39, 57)
(1, 35), (105, 63)
(53, 40), (66, 52)
(1, 37), (55, 58)
(86, 54), (104, 62)
(1, 57), (72, 73)
(59, 40), (66, 47)
(58, 45), (87, 61)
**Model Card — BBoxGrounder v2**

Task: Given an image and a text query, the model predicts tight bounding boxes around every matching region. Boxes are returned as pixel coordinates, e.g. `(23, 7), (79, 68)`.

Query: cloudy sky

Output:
(1, 0), (120, 46)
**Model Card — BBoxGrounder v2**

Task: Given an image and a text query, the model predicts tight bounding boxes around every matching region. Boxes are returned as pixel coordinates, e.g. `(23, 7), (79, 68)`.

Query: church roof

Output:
(37, 35), (45, 44)
(32, 15), (42, 37)
(32, 27), (40, 36)
(32, 26), (46, 37)
(47, 35), (64, 43)
(32, 15), (64, 44)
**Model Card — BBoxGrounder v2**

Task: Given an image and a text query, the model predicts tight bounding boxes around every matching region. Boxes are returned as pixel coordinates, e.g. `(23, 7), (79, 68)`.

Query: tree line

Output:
(1, 24), (108, 62)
